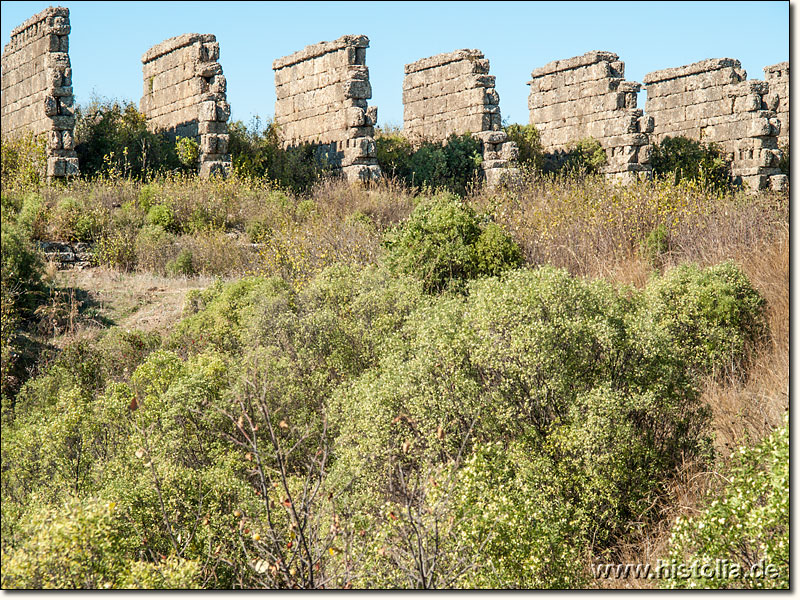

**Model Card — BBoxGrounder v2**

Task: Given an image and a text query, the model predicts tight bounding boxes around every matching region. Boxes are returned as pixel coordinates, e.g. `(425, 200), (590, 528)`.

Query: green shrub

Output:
(641, 261), (766, 374)
(1, 496), (200, 589)
(650, 136), (731, 190)
(411, 134), (483, 195)
(0, 132), (47, 190)
(74, 99), (181, 179)
(503, 123), (544, 171)
(1, 220), (44, 318)
(663, 416), (788, 589)
(146, 203), (178, 232)
(134, 224), (174, 273)
(175, 136), (200, 169)
(228, 118), (333, 192)
(94, 229), (138, 271)
(383, 194), (521, 293)
(563, 137), (607, 174)
(375, 129), (414, 181)
(166, 249), (195, 277)
(642, 223), (670, 268)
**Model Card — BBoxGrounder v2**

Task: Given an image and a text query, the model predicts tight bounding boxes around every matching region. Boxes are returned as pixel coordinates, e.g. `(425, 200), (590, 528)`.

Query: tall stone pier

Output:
(763, 62), (789, 144)
(273, 35), (381, 182)
(644, 58), (784, 190)
(140, 33), (231, 177)
(403, 49), (519, 186)
(1, 6), (79, 178)
(527, 51), (652, 182)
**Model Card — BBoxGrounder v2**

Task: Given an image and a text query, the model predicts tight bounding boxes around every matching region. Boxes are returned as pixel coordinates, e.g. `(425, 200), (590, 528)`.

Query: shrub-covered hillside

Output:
(0, 107), (789, 589)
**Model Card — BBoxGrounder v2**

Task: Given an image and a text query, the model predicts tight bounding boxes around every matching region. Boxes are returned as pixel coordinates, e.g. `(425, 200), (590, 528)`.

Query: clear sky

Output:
(1, 1), (790, 128)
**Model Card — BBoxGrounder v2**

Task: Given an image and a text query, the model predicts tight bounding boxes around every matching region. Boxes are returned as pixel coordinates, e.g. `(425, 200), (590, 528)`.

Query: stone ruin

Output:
(0, 7), (790, 191)
(1, 6), (78, 178)
(643, 58), (785, 191)
(527, 51), (652, 183)
(273, 35), (381, 182)
(140, 33), (231, 177)
(764, 62), (789, 144)
(402, 49), (519, 186)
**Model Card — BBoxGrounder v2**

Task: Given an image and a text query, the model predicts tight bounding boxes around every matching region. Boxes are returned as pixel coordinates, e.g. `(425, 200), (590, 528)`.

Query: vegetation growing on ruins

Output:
(0, 104), (789, 589)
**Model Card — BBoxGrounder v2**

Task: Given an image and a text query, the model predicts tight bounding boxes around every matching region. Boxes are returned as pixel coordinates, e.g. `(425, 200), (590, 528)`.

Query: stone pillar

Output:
(527, 51), (652, 183)
(140, 33), (231, 177)
(403, 49), (519, 186)
(1, 6), (79, 178)
(763, 62), (789, 144)
(273, 35), (381, 182)
(644, 58), (784, 191)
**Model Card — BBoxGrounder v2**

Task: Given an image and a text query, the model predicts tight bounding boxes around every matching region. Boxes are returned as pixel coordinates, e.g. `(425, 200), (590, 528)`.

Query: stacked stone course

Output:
(273, 35), (380, 182)
(528, 51), (652, 182)
(763, 62), (789, 143)
(1, 6), (78, 178)
(140, 33), (231, 177)
(403, 50), (519, 186)
(644, 58), (784, 190)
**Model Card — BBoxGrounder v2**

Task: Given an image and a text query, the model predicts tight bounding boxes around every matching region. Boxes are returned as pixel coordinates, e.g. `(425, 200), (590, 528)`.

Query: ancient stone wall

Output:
(140, 33), (230, 177)
(402, 50), (518, 186)
(644, 58), (784, 190)
(764, 62), (789, 143)
(527, 51), (652, 182)
(1, 6), (78, 177)
(273, 35), (380, 182)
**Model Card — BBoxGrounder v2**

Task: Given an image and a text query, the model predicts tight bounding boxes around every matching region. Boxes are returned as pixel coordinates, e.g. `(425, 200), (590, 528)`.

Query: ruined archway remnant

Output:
(527, 51), (652, 183)
(273, 35), (381, 182)
(763, 62), (789, 143)
(403, 49), (519, 187)
(1, 6), (78, 178)
(140, 33), (231, 177)
(644, 58), (785, 191)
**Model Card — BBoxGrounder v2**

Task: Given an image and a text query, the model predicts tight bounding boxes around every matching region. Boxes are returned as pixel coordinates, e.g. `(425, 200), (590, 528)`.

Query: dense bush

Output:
(0, 132), (47, 190)
(227, 118), (333, 192)
(503, 123), (544, 171)
(663, 416), (788, 589)
(650, 136), (731, 190)
(375, 132), (483, 195)
(383, 193), (522, 293)
(74, 99), (182, 179)
(374, 129), (414, 181)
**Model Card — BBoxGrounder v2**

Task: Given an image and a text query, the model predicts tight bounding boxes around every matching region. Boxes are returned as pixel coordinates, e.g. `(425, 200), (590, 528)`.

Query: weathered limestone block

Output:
(1, 6), (79, 178)
(528, 50), (652, 180)
(140, 33), (231, 177)
(273, 35), (381, 182)
(763, 62), (789, 142)
(403, 49), (519, 187)
(645, 57), (784, 190)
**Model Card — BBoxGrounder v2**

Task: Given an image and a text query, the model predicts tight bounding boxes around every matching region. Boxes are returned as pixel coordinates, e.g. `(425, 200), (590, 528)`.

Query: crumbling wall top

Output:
(141, 33), (216, 64)
(272, 34), (369, 70)
(4, 6), (70, 54)
(764, 61), (789, 75)
(529, 50), (619, 79)
(9, 5), (69, 38)
(404, 49), (484, 74)
(643, 58), (742, 84)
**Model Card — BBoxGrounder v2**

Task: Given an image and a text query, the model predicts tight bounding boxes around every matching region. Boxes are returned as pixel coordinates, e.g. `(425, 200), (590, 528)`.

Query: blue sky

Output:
(1, 1), (790, 128)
